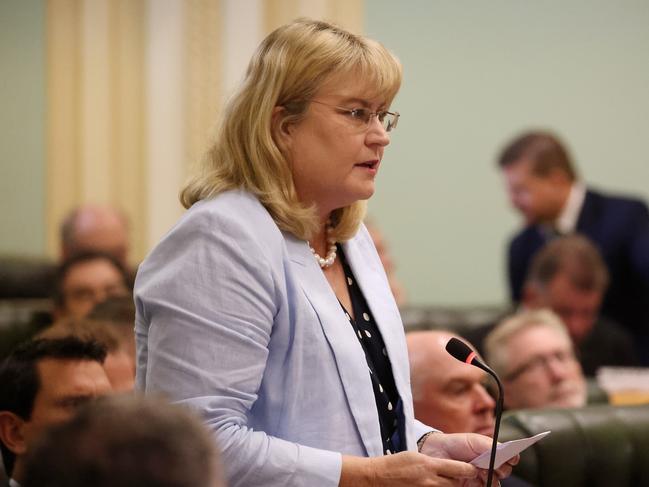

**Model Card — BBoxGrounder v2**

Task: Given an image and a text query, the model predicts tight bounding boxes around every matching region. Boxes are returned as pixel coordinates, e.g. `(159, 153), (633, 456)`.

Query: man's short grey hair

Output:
(484, 309), (571, 377)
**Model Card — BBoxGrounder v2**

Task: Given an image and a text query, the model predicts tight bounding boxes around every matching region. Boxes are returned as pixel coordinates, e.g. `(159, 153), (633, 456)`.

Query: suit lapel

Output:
(283, 233), (383, 456)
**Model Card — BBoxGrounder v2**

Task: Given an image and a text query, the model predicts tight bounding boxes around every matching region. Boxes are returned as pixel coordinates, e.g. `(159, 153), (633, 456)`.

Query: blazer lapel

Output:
(342, 237), (415, 437)
(283, 233), (383, 456)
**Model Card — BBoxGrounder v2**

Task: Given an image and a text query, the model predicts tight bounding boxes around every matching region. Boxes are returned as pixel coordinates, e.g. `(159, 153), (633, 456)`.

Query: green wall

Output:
(366, 0), (649, 306)
(0, 0), (45, 256)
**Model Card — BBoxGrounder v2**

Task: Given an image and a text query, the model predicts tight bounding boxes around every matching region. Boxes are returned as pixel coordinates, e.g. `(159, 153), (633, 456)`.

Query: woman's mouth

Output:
(355, 160), (379, 172)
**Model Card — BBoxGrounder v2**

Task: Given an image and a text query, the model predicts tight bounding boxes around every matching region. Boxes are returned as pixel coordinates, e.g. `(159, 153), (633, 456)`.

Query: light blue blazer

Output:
(135, 190), (431, 487)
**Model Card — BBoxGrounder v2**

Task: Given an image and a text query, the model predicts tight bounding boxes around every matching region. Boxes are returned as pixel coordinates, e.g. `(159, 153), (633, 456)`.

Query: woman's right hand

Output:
(340, 452), (478, 487)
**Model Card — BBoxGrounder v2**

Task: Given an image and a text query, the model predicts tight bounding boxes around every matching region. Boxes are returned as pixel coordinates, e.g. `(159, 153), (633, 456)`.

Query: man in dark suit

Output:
(498, 130), (649, 363)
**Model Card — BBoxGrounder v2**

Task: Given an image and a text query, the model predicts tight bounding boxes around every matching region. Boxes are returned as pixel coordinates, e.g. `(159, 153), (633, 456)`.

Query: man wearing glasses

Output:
(483, 309), (587, 410)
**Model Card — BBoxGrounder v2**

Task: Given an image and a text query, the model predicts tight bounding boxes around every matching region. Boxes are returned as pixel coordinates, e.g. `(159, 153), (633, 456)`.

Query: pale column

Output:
(263, 0), (363, 34)
(110, 0), (147, 261)
(79, 0), (111, 202)
(327, 0), (364, 33)
(185, 0), (223, 169)
(263, 0), (298, 34)
(222, 0), (264, 97)
(47, 0), (148, 260)
(297, 0), (327, 19)
(145, 0), (186, 249)
(46, 0), (82, 256)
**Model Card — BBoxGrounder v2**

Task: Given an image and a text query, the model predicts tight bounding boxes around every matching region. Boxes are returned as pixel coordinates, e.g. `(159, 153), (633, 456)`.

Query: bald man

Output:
(60, 205), (130, 266)
(406, 331), (495, 437)
(407, 331), (532, 487)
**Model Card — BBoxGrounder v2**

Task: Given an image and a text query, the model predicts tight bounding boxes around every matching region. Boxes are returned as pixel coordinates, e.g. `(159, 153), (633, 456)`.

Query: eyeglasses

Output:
(310, 100), (400, 132)
(503, 348), (577, 381)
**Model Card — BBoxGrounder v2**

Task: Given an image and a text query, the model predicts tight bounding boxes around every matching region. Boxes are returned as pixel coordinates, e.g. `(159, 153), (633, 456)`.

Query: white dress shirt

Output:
(555, 182), (586, 234)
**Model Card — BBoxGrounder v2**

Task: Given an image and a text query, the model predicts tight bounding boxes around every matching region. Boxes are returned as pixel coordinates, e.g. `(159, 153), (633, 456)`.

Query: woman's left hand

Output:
(419, 432), (519, 486)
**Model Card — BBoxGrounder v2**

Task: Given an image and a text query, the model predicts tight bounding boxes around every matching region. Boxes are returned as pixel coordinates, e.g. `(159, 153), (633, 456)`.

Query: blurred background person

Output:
(87, 295), (137, 367)
(22, 395), (225, 487)
(522, 235), (638, 375)
(484, 309), (587, 410)
(38, 318), (135, 392)
(365, 218), (407, 307)
(0, 337), (112, 486)
(60, 205), (130, 268)
(497, 130), (649, 364)
(406, 330), (532, 487)
(407, 331), (495, 437)
(53, 251), (130, 320)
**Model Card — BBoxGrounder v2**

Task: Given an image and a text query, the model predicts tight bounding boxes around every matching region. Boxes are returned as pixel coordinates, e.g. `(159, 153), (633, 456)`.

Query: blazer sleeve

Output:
(135, 207), (341, 487)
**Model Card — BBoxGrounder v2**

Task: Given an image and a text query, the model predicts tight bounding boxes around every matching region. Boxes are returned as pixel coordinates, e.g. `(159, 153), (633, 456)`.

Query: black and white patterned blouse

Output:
(338, 244), (405, 455)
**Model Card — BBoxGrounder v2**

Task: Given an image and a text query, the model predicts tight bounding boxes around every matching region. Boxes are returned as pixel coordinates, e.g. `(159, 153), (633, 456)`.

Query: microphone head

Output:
(445, 337), (475, 363)
(445, 337), (496, 378)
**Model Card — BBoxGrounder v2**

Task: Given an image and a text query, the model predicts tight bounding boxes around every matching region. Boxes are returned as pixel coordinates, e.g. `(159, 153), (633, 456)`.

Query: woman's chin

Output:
(356, 183), (376, 201)
(331, 187), (375, 208)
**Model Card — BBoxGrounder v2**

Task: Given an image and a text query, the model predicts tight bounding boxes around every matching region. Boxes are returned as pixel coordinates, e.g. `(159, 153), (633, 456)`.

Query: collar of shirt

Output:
(554, 181), (586, 234)
(9, 479), (21, 487)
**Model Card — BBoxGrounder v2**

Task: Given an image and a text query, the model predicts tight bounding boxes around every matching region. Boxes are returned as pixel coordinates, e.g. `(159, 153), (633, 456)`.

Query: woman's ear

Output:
(271, 106), (293, 151)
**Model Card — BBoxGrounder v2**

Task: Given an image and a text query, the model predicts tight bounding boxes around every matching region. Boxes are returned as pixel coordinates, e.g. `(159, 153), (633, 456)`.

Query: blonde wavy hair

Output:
(180, 18), (402, 241)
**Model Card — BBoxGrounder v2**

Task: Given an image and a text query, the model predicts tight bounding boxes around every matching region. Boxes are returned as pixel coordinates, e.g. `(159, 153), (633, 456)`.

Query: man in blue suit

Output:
(498, 130), (649, 363)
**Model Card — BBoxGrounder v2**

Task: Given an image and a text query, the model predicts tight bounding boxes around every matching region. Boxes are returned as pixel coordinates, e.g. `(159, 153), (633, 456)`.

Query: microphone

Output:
(445, 337), (504, 487)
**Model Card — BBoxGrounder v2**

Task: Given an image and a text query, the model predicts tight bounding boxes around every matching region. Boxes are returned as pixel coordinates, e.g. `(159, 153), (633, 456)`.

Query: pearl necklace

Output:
(309, 222), (337, 268)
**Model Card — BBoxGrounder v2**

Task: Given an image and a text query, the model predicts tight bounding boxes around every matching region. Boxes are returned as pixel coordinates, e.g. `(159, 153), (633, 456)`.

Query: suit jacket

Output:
(579, 317), (639, 376)
(135, 190), (430, 487)
(508, 187), (649, 362)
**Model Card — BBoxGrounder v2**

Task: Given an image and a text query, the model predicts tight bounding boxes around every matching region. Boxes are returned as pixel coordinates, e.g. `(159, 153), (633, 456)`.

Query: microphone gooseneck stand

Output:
(445, 337), (504, 487)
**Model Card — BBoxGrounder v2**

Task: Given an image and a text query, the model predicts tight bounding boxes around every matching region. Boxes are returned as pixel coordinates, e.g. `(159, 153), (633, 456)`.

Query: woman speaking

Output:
(135, 18), (514, 487)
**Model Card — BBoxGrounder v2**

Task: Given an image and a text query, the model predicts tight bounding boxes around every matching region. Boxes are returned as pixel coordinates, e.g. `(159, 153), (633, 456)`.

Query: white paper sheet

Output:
(470, 431), (551, 469)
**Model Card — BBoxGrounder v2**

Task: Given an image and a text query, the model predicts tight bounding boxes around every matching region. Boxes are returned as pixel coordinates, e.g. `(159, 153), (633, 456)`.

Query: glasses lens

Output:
(384, 112), (399, 132)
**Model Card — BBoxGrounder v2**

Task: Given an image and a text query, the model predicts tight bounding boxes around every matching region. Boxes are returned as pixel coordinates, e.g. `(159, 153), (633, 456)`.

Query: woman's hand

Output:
(420, 432), (519, 486)
(340, 452), (478, 487)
